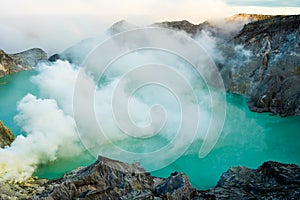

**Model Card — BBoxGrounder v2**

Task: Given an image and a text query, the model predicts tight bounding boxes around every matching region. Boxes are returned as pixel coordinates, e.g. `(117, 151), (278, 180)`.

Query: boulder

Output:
(37, 156), (196, 199)
(204, 161), (300, 199)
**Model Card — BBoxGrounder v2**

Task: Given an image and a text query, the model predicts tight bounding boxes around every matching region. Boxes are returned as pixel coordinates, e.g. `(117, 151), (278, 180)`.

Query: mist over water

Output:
(0, 26), (299, 189)
(0, 65), (300, 188)
(1, 68), (299, 188)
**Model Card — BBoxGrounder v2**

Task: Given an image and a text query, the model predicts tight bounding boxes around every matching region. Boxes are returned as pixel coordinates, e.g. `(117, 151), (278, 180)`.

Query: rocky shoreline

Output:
(0, 156), (299, 199)
(36, 157), (300, 199)
(1, 122), (299, 199)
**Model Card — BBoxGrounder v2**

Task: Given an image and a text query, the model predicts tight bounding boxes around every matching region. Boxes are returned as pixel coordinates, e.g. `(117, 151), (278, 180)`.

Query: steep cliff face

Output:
(161, 15), (300, 116)
(0, 50), (15, 77)
(0, 48), (47, 77)
(226, 15), (300, 116)
(0, 120), (15, 148)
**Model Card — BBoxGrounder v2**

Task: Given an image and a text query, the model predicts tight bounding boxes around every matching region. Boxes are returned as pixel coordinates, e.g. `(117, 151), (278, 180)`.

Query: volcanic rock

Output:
(0, 121), (15, 148)
(0, 155), (298, 199)
(230, 15), (300, 116)
(0, 48), (47, 77)
(34, 157), (300, 199)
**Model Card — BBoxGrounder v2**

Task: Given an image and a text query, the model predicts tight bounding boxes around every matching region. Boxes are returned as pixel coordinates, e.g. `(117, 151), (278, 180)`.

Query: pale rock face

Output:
(0, 48), (48, 77)
(0, 50), (15, 76)
(0, 120), (15, 148)
(0, 64), (7, 73)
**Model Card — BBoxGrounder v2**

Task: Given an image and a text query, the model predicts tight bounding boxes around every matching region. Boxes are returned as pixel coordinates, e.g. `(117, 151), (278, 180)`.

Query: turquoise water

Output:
(153, 94), (300, 189)
(0, 70), (299, 189)
(0, 70), (38, 135)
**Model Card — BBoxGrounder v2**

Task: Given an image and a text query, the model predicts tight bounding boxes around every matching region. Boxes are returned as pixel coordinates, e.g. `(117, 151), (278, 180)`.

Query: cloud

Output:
(0, 0), (231, 20)
(1, 0), (299, 55)
(0, 0), (232, 54)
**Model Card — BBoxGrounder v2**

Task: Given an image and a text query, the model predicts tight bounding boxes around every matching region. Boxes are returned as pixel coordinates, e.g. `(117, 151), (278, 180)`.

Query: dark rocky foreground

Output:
(0, 156), (299, 199)
(0, 48), (47, 77)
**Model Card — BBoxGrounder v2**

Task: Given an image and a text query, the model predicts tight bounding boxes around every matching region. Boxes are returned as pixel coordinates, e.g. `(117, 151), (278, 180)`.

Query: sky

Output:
(0, 0), (299, 54)
(225, 0), (300, 7)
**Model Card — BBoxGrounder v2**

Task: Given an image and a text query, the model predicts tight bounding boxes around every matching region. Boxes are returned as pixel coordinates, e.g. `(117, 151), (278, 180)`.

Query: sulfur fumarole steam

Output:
(0, 26), (246, 181)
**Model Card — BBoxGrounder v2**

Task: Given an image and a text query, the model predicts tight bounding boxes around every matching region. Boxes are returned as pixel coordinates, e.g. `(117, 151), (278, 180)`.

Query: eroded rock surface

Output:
(203, 161), (300, 199)
(164, 15), (300, 116)
(0, 177), (47, 200)
(0, 155), (298, 199)
(0, 48), (47, 77)
(32, 157), (300, 199)
(37, 156), (197, 199)
(230, 15), (300, 116)
(0, 121), (15, 148)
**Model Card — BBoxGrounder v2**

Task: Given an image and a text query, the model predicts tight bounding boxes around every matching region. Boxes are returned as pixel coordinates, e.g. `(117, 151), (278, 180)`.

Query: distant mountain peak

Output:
(108, 20), (138, 34)
(153, 20), (199, 35)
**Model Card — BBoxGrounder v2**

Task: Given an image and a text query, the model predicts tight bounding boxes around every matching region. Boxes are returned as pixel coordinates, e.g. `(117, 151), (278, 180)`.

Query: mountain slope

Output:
(160, 15), (300, 116)
(0, 48), (47, 77)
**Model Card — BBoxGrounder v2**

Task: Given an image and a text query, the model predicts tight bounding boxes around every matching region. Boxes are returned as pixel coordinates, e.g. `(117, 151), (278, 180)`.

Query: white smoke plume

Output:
(0, 19), (251, 180)
(0, 93), (81, 181)
(0, 24), (227, 180)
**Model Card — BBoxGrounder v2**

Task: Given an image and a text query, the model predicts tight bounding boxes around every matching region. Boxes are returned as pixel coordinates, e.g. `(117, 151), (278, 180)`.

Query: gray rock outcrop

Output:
(233, 15), (300, 116)
(37, 156), (196, 199)
(161, 15), (300, 116)
(0, 155), (298, 199)
(203, 161), (300, 199)
(17, 157), (300, 199)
